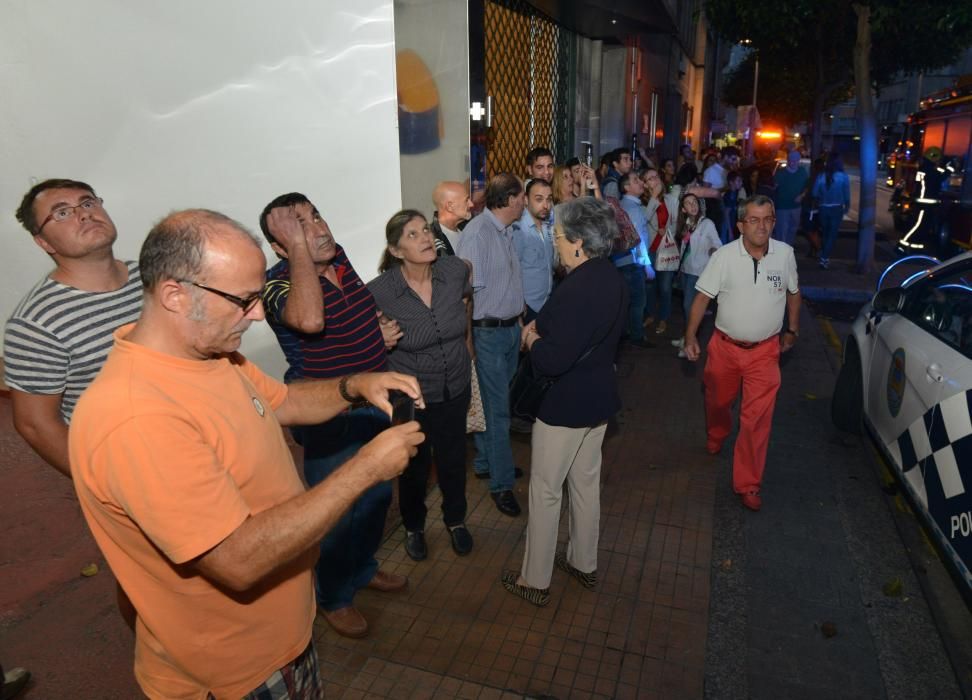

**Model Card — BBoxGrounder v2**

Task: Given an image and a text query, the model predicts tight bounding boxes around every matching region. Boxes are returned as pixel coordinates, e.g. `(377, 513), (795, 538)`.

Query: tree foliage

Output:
(705, 0), (972, 132)
(706, 0), (972, 274)
(721, 51), (849, 126)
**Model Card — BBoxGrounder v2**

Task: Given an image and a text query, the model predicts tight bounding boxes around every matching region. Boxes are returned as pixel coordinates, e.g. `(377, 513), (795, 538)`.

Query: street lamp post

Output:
(742, 39), (759, 161)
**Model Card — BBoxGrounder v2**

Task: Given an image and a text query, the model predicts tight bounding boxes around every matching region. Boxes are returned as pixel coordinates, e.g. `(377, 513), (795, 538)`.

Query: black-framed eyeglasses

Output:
(181, 280), (262, 313)
(37, 196), (104, 233)
(742, 216), (777, 228)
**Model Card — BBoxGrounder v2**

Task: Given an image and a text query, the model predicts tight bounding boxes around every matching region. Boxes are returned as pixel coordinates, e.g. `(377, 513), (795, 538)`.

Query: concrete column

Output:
(589, 40), (603, 160)
(574, 36), (592, 155)
(599, 45), (626, 156)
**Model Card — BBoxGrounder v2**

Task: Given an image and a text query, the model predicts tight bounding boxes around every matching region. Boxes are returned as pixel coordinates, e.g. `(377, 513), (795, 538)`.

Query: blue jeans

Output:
(819, 206), (843, 260)
(293, 406), (391, 610)
(618, 263), (646, 341)
(472, 325), (520, 492)
(646, 269), (675, 322)
(681, 273), (699, 320)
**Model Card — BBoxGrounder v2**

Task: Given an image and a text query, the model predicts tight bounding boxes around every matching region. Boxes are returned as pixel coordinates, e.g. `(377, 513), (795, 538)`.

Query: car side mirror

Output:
(873, 287), (905, 313)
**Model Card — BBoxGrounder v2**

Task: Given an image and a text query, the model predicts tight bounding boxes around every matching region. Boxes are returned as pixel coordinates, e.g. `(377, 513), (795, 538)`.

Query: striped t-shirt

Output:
(263, 246), (386, 383)
(3, 261), (142, 423)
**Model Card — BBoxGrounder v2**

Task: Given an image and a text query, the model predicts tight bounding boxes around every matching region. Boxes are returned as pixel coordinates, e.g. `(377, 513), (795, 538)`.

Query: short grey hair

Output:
(737, 194), (776, 221)
(139, 209), (261, 291)
(553, 198), (616, 259)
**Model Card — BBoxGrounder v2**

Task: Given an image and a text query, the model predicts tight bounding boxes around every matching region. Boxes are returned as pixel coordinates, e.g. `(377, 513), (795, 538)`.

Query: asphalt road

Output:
(816, 295), (972, 699)
(847, 172), (895, 237)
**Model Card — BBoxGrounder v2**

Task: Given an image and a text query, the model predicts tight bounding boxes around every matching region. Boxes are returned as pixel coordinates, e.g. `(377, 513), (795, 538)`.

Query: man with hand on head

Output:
(260, 193), (408, 640)
(70, 209), (424, 699)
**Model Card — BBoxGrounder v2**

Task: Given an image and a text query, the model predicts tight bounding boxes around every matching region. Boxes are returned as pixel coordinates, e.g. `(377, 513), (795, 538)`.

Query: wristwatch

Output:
(338, 374), (357, 403)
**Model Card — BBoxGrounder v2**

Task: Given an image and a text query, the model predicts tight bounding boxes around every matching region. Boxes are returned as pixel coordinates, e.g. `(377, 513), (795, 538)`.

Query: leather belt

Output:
(717, 331), (774, 350)
(472, 316), (519, 328)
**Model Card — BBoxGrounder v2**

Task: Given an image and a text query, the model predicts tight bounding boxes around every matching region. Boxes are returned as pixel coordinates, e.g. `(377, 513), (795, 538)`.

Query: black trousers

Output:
(399, 384), (471, 531)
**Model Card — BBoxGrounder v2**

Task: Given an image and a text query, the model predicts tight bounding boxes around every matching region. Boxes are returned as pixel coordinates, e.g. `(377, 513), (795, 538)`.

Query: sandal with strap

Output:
(501, 570), (550, 607)
(554, 552), (597, 589)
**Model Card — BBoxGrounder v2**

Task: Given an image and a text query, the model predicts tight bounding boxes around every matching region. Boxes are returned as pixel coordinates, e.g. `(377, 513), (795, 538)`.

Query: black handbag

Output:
(509, 291), (623, 423)
(508, 357), (551, 423)
(509, 346), (595, 423)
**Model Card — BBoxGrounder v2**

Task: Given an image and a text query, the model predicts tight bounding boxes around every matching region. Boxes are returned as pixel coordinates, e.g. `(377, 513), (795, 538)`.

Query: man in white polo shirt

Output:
(683, 194), (801, 512)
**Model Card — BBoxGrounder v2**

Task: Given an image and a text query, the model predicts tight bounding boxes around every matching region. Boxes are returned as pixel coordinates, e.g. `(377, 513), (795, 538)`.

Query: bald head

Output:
(139, 209), (262, 292)
(432, 181), (472, 229)
(133, 209), (267, 360)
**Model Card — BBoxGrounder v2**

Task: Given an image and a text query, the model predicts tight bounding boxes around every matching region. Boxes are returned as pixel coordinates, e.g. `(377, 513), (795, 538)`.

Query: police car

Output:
(833, 252), (972, 591)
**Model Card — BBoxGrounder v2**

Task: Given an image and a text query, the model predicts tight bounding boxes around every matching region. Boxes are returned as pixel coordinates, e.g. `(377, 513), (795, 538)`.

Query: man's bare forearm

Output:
(193, 421), (422, 591)
(274, 372), (424, 427)
(12, 390), (71, 478)
(193, 452), (383, 591)
(280, 242), (325, 333)
(786, 291), (802, 332)
(684, 292), (712, 343)
(274, 376), (348, 427)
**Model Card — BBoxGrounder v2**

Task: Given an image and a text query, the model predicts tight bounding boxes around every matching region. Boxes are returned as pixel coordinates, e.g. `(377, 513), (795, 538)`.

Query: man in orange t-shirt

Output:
(69, 209), (424, 699)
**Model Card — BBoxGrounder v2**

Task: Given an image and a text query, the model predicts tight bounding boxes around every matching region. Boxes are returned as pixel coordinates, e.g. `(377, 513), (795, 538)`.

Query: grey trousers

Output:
(520, 420), (607, 589)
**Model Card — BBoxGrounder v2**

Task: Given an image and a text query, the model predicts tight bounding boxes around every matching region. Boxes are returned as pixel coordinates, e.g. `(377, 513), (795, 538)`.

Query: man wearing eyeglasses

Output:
(4, 179), (142, 478)
(69, 209), (424, 699)
(259, 193), (406, 640)
(683, 195), (801, 512)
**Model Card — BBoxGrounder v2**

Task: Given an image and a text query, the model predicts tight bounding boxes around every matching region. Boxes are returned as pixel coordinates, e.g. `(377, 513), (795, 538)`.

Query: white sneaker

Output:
(677, 349), (687, 358)
(670, 337), (684, 348)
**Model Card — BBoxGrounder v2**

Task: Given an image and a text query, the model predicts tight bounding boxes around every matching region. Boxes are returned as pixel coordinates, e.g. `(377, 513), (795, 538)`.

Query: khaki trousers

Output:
(520, 419), (607, 589)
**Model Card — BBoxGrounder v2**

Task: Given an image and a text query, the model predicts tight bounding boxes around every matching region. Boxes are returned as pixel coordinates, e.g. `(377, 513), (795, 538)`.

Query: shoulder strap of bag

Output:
(570, 283), (626, 368)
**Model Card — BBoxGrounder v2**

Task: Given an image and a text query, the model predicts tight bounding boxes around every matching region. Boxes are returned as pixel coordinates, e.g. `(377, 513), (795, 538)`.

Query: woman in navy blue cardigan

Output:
(502, 198), (628, 606)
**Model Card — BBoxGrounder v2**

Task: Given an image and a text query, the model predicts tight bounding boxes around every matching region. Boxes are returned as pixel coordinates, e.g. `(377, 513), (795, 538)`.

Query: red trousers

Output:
(703, 332), (781, 494)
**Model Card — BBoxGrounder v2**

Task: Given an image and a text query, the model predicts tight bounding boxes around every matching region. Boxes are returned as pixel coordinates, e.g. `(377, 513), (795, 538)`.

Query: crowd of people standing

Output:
(1, 135), (818, 696)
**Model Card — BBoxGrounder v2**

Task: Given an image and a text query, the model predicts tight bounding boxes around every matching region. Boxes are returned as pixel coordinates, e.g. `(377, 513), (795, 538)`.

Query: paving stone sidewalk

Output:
(313, 339), (719, 700)
(0, 229), (964, 699)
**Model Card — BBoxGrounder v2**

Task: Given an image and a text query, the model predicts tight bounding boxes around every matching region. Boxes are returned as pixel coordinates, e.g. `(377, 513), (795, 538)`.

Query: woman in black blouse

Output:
(502, 198), (627, 606)
(368, 209), (474, 560)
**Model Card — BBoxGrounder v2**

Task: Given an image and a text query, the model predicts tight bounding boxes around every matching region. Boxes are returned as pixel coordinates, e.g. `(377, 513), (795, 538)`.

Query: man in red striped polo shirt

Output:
(261, 193), (406, 639)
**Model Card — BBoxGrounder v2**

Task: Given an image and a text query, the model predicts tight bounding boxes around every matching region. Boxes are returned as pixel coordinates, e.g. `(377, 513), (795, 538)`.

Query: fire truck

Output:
(887, 76), (972, 256)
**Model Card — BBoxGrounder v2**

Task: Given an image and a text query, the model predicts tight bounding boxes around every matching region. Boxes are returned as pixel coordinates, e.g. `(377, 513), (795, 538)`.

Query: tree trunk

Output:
(853, 3), (877, 274)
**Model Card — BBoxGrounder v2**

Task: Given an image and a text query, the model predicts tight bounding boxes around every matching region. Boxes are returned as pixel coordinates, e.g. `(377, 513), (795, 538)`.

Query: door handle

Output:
(926, 364), (944, 383)
(486, 95), (493, 128)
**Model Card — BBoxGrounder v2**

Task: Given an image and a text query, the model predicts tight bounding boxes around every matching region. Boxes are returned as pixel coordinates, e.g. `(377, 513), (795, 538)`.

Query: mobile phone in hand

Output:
(390, 391), (415, 425)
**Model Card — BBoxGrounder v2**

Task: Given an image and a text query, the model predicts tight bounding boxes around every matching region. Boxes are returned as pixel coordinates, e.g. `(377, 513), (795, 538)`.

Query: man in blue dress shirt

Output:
(514, 179), (555, 322)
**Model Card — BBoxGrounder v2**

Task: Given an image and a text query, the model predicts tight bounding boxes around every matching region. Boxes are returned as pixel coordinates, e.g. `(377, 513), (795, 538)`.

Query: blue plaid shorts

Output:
(209, 641), (322, 700)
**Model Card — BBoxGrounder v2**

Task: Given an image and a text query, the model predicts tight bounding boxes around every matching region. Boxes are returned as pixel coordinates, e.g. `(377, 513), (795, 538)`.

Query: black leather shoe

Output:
(448, 524), (473, 555)
(491, 490), (521, 517)
(404, 530), (427, 561)
(475, 467), (524, 480)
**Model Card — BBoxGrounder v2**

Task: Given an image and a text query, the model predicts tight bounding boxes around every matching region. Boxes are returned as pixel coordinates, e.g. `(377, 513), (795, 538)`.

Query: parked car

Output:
(833, 252), (972, 593)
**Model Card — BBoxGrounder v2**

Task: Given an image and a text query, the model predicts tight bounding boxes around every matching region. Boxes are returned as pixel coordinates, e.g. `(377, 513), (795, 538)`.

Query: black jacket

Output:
(531, 256), (628, 427)
(431, 213), (466, 257)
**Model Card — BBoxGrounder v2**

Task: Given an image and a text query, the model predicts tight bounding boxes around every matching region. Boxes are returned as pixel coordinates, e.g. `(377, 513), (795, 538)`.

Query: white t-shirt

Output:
(440, 223), (461, 253)
(702, 162), (727, 190)
(695, 238), (799, 342)
(679, 218), (722, 277)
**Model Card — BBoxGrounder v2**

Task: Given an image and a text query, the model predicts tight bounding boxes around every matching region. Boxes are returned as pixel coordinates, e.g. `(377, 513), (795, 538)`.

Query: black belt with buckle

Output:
(472, 316), (519, 328)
